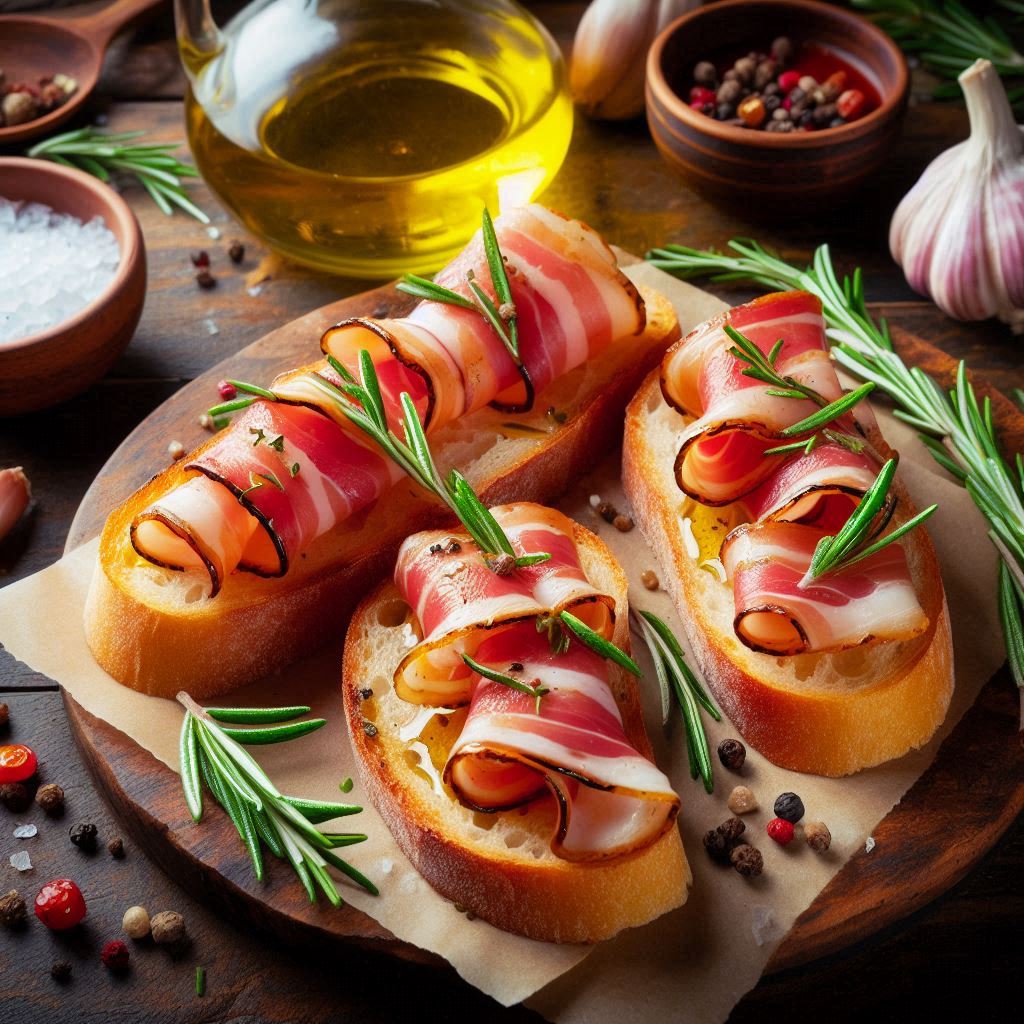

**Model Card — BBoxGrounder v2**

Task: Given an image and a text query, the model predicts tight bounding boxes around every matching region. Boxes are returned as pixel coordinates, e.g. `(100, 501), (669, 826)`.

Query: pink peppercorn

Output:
(767, 817), (795, 845)
(689, 86), (716, 106)
(217, 380), (237, 401)
(777, 70), (801, 93)
(100, 939), (130, 971)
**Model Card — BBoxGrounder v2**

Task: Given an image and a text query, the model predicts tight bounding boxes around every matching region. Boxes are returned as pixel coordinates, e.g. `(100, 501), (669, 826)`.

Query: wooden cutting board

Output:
(64, 276), (1024, 980)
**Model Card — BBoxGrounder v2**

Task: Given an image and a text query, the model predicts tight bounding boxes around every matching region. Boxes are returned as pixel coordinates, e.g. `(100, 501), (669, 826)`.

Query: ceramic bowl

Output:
(645, 0), (909, 208)
(0, 157), (146, 417)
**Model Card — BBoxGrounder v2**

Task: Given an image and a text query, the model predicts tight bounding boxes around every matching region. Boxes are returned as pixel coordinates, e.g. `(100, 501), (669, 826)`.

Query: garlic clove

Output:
(570, 0), (699, 121)
(890, 59), (1024, 331)
(0, 467), (31, 543)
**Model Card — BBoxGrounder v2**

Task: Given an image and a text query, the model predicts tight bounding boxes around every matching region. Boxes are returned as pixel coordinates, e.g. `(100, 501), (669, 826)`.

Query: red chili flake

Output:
(34, 879), (87, 931)
(100, 939), (130, 971)
(191, 250), (210, 268)
(217, 380), (237, 401)
(0, 744), (37, 784)
(766, 817), (795, 846)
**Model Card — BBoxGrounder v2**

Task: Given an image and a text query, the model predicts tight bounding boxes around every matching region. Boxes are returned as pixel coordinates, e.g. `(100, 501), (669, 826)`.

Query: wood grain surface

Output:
(0, 3), (1021, 1021)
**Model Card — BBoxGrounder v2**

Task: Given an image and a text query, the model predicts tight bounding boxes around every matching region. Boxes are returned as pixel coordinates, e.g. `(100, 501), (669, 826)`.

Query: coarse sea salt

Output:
(9, 850), (32, 871)
(13, 824), (37, 839)
(0, 197), (120, 346)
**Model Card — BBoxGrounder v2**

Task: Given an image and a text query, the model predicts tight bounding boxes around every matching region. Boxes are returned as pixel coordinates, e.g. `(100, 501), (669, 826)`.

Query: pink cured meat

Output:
(445, 624), (679, 861)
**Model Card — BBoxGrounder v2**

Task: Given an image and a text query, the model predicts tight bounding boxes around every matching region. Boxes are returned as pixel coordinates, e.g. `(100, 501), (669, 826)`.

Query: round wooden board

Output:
(63, 279), (1024, 983)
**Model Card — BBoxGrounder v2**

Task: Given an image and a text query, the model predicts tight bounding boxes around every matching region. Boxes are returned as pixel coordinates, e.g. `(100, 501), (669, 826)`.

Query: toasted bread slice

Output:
(343, 518), (690, 943)
(623, 371), (954, 777)
(85, 287), (680, 699)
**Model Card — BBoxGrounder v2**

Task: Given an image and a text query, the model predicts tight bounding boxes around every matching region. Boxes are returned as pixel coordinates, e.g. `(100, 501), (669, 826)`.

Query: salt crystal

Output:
(750, 905), (782, 947)
(203, 317), (220, 336)
(247, 285), (263, 298)
(207, 226), (221, 240)
(0, 198), (120, 345)
(865, 836), (876, 853)
(13, 824), (37, 839)
(379, 858), (394, 875)
(9, 850), (32, 871)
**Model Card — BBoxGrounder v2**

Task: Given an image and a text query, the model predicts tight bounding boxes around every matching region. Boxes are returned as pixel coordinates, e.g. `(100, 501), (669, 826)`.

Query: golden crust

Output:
(85, 288), (681, 699)
(342, 521), (690, 943)
(623, 371), (954, 777)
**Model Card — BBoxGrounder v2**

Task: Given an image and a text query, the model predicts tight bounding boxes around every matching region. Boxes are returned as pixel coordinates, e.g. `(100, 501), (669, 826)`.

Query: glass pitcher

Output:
(174, 0), (573, 278)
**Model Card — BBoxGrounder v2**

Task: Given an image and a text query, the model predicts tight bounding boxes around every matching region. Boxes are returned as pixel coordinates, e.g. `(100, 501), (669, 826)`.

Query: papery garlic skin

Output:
(570, 0), (699, 120)
(0, 467), (30, 543)
(890, 59), (1024, 331)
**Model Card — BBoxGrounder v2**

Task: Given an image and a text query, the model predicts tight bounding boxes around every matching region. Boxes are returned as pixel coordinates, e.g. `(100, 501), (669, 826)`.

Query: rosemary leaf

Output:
(219, 719), (327, 745)
(179, 715), (203, 823)
(462, 653), (550, 710)
(780, 382), (876, 437)
(558, 611), (641, 676)
(396, 274), (475, 310)
(206, 705), (312, 724)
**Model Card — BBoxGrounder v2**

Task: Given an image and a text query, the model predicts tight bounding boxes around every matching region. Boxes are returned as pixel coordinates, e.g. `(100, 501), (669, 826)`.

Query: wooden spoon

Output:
(0, 0), (167, 146)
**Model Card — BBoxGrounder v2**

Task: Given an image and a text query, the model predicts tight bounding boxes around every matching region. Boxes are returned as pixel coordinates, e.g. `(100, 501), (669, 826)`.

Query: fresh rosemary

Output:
(634, 611), (720, 793)
(559, 611), (641, 676)
(852, 0), (1024, 112)
(28, 127), (209, 223)
(647, 238), (1024, 719)
(804, 459), (938, 584)
(176, 694), (377, 905)
(462, 654), (550, 715)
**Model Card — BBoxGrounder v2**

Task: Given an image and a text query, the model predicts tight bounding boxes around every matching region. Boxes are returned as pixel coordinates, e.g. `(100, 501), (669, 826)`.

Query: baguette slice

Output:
(85, 286), (680, 699)
(623, 371), (954, 777)
(343, 518), (690, 943)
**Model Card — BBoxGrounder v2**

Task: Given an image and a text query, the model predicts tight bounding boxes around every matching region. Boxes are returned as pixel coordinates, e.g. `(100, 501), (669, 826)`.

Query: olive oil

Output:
(182, 1), (572, 278)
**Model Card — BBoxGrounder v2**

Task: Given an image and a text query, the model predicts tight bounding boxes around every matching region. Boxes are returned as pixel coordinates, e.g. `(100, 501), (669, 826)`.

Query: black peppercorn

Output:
(763, 94), (781, 114)
(717, 816), (746, 842)
(362, 720), (378, 738)
(227, 240), (245, 264)
(359, 687), (373, 700)
(693, 61), (717, 88)
(50, 960), (72, 983)
(196, 269), (217, 290)
(774, 792), (805, 823)
(730, 844), (764, 877)
(0, 782), (30, 812)
(702, 827), (732, 864)
(716, 102), (735, 120)
(69, 822), (98, 852)
(717, 738), (746, 771)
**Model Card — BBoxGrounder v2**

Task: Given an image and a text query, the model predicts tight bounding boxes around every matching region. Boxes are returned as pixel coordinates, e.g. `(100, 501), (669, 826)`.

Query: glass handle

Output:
(174, 0), (224, 79)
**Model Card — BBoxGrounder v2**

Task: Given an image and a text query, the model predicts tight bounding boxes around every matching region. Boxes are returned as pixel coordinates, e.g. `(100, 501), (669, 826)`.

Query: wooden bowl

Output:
(645, 0), (909, 208)
(0, 158), (146, 417)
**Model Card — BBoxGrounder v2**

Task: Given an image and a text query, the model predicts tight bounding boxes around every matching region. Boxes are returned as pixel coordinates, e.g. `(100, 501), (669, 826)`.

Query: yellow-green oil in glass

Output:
(181, 0), (573, 278)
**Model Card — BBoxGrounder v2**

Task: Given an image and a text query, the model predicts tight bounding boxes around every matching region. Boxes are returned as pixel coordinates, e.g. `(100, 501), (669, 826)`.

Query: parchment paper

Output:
(0, 265), (1004, 1020)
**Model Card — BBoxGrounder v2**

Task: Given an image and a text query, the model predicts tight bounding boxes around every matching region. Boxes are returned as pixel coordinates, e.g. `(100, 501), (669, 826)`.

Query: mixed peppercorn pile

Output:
(0, 70), (77, 129)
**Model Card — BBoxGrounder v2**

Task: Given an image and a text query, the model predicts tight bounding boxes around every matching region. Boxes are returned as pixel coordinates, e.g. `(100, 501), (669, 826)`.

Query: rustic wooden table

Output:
(0, 2), (1020, 1021)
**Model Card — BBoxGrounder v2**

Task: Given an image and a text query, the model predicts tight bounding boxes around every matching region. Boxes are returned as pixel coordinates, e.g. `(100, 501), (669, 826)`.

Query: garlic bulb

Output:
(890, 59), (1024, 331)
(570, 0), (699, 120)
(0, 467), (30, 543)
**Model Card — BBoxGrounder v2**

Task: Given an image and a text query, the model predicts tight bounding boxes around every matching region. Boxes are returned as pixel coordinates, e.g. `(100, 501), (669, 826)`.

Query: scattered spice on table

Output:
(717, 737), (746, 771)
(0, 198), (120, 346)
(35, 782), (64, 815)
(69, 821), (99, 852)
(196, 269), (217, 290)
(228, 240), (245, 264)
(168, 441), (186, 461)
(107, 835), (125, 859)
(727, 785), (758, 815)
(101, 939), (131, 971)
(122, 905), (151, 940)
(50, 960), (72, 983)
(0, 889), (27, 928)
(35, 878), (87, 930)
(804, 820), (832, 852)
(773, 792), (805, 823)
(730, 844), (764, 878)
(13, 823), (37, 839)
(150, 909), (187, 947)
(640, 568), (659, 591)
(0, 783), (31, 813)
(766, 817), (796, 846)
(191, 250), (210, 268)
(8, 850), (31, 871)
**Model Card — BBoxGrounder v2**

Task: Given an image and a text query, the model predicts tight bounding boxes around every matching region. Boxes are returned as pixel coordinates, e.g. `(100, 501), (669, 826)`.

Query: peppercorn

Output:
(716, 80), (742, 106)
(0, 702), (8, 727)
(693, 61), (717, 87)
(773, 791), (805, 823)
(766, 817), (796, 846)
(487, 553), (516, 575)
(69, 822), (98, 852)
(50, 961), (72, 983)
(35, 782), (65, 815)
(702, 827), (732, 864)
(717, 737), (746, 771)
(717, 816), (746, 842)
(772, 108), (791, 122)
(196, 269), (216, 290)
(359, 687), (373, 700)
(2, 91), (39, 127)
(753, 60), (776, 90)
(596, 501), (618, 524)
(228, 240), (245, 264)
(122, 904), (151, 940)
(730, 844), (764, 877)
(640, 569), (659, 591)
(443, 538), (462, 554)
(733, 57), (756, 85)
(612, 514), (634, 533)
(190, 250), (210, 268)
(362, 720), (378, 738)
(763, 94), (781, 115)
(727, 785), (758, 815)
(0, 782), (31, 812)
(804, 820), (831, 853)
(771, 36), (792, 63)
(737, 96), (766, 128)
(101, 939), (131, 971)
(0, 889), (27, 928)
(798, 75), (817, 94)
(107, 836), (125, 859)
(716, 102), (735, 120)
(150, 910), (187, 947)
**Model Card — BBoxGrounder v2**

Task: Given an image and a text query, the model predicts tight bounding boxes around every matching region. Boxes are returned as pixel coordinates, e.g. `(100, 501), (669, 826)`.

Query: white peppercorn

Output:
(122, 905), (151, 940)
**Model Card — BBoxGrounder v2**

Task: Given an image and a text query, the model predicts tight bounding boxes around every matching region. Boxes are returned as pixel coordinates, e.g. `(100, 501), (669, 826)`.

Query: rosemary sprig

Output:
(634, 611), (720, 793)
(648, 238), (1024, 722)
(853, 0), (1024, 113)
(558, 611), (641, 676)
(176, 693), (376, 904)
(463, 654), (549, 715)
(804, 460), (938, 584)
(764, 427), (867, 458)
(27, 127), (209, 223)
